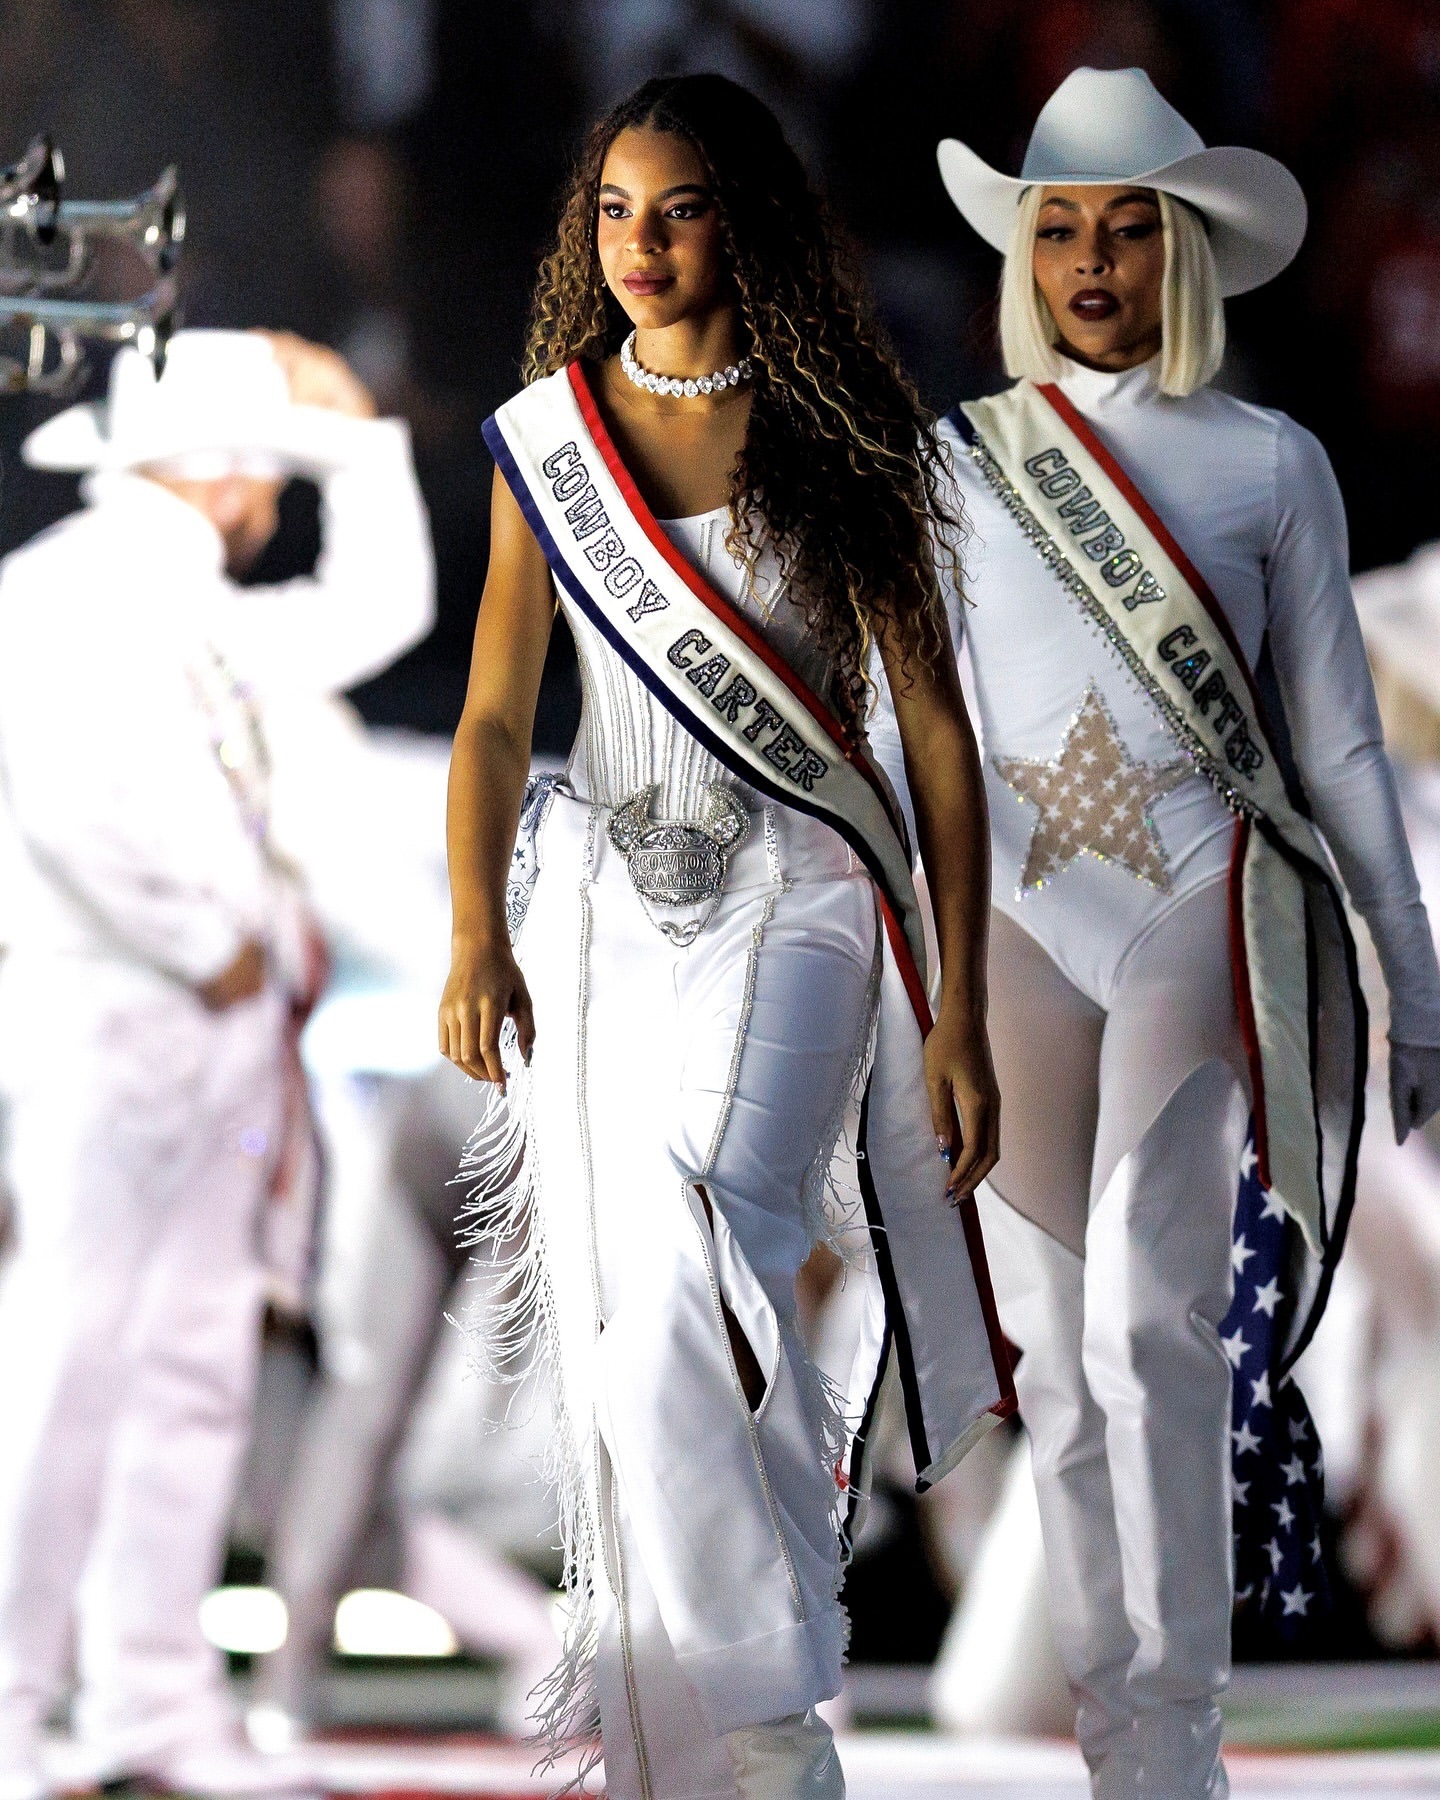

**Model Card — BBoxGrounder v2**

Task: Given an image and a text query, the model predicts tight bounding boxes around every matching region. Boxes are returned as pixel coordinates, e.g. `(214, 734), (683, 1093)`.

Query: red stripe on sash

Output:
(526, 377), (1014, 1425)
(1035, 382), (1280, 1191)
(955, 1193), (1020, 1424)
(1036, 382), (1270, 730)
(880, 902), (933, 1027)
(1229, 815), (1272, 1188)
(566, 359), (933, 1029)
(569, 364), (837, 732)
(567, 363), (906, 810)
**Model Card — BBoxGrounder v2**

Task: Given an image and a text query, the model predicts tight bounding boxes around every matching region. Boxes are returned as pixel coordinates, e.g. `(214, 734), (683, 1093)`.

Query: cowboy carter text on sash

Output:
(1021, 443), (1264, 781)
(541, 439), (831, 794)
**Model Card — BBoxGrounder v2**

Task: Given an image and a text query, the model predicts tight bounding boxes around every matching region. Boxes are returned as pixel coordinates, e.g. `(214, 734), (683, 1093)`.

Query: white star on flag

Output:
(1280, 1585), (1312, 1617)
(1251, 1278), (1281, 1318)
(1232, 1476), (1250, 1506)
(1266, 1536), (1283, 1573)
(1250, 1371), (1273, 1409)
(1282, 1455), (1307, 1487)
(1287, 1415), (1309, 1443)
(1311, 1533), (1324, 1563)
(1273, 1497), (1296, 1531)
(1221, 1328), (1250, 1369)
(1240, 1141), (1257, 1179)
(1233, 1420), (1263, 1457)
(1231, 1235), (1256, 1274)
(1260, 1189), (1288, 1223)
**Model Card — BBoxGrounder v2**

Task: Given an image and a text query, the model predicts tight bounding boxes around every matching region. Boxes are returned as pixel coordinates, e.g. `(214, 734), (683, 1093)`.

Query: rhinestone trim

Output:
(962, 429), (1257, 824)
(606, 783), (750, 943)
(620, 329), (751, 399)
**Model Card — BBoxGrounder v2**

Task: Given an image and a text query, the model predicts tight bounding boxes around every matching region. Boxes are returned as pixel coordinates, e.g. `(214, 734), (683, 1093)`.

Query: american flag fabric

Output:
(1224, 1125), (1330, 1638)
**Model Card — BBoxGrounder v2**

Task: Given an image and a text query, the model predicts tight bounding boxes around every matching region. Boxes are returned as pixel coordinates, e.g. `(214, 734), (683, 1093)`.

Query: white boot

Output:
(1134, 1700), (1228, 1800)
(119, 1733), (322, 1800)
(723, 1710), (843, 1800)
(0, 1765), (49, 1800)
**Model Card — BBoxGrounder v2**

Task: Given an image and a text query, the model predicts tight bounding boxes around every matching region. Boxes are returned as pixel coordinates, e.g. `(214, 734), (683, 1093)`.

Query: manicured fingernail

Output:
(936, 1139), (953, 1163)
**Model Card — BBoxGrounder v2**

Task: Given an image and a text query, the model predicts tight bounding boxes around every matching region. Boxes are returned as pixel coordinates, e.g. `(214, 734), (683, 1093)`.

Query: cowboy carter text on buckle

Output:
(606, 783), (750, 946)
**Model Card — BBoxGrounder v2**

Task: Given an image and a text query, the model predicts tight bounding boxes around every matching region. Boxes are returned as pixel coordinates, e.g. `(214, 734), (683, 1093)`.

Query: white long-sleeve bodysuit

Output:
(873, 356), (1440, 1046)
(0, 421), (433, 1784)
(870, 357), (1440, 1800)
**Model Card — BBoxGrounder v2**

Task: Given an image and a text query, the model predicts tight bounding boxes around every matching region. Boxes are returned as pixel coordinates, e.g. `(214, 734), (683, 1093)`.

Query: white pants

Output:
(980, 884), (1245, 1800)
(504, 796), (869, 1800)
(0, 959), (284, 1773)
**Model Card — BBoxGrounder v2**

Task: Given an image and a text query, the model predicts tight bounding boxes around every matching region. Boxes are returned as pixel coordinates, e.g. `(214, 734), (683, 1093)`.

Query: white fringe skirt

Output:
(461, 787), (880, 1799)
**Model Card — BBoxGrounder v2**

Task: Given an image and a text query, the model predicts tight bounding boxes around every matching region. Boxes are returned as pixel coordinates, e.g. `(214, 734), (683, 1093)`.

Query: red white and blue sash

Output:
(485, 362), (1016, 1490)
(951, 379), (1366, 1367)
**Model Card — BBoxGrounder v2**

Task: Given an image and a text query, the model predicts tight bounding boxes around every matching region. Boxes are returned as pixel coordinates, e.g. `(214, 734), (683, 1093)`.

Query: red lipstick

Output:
(1069, 289), (1120, 321)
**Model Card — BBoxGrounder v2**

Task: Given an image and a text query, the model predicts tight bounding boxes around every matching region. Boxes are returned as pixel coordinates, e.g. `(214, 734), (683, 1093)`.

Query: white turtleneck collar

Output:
(1051, 353), (1162, 411)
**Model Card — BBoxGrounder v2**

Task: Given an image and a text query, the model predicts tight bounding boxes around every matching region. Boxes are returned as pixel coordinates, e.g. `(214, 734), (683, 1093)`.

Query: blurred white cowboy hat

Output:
(1354, 545), (1440, 716)
(937, 65), (1307, 297)
(23, 328), (367, 474)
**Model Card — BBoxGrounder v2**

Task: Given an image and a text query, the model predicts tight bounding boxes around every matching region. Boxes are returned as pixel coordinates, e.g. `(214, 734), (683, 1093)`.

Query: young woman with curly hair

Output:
(439, 74), (1013, 1800)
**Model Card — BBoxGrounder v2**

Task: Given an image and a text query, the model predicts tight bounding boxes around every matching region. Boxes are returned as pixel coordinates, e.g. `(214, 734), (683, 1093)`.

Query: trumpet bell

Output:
(0, 136), (62, 244)
(0, 277), (178, 395)
(0, 138), (183, 392)
(55, 166), (185, 278)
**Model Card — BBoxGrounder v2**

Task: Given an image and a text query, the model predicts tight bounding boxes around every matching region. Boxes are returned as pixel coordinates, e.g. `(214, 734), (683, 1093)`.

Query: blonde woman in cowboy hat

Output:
(869, 64), (1440, 1800)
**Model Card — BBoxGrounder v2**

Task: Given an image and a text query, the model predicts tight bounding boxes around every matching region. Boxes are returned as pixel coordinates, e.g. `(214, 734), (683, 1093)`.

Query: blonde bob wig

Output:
(998, 186), (1226, 396)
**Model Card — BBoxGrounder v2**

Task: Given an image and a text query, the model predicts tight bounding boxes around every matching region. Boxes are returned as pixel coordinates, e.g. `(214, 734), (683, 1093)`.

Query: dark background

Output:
(2, 0), (1437, 736)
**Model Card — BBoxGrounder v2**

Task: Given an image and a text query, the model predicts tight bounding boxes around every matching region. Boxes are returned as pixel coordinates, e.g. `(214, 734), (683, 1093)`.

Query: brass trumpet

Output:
(0, 136), (184, 395)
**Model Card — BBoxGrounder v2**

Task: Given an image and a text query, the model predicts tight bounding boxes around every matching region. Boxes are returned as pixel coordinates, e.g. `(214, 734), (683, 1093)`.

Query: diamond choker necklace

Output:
(620, 330), (751, 399)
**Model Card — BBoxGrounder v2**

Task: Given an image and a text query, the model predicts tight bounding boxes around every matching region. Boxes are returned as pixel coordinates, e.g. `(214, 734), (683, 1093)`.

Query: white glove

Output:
(1389, 1041), (1440, 1144)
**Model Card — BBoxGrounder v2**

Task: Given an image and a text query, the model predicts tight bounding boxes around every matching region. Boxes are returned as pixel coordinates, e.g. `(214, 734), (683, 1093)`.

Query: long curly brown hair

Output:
(522, 73), (964, 730)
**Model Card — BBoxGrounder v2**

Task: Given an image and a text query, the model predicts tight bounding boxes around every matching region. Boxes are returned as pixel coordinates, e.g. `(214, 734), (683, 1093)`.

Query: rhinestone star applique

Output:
(995, 684), (1192, 894)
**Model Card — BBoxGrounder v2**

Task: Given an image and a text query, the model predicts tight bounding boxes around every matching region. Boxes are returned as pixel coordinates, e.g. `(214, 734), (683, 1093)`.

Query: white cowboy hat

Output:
(1354, 548), (1440, 716)
(937, 66), (1307, 297)
(23, 328), (369, 474)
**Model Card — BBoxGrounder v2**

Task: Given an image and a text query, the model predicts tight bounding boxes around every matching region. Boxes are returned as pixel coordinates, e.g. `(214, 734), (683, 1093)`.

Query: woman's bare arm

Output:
(879, 631), (999, 1197)
(439, 467), (556, 1087)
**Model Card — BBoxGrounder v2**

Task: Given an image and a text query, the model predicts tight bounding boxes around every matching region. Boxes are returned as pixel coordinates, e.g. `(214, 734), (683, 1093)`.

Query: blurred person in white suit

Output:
(1297, 546), (1440, 1646)
(244, 703), (560, 1743)
(0, 328), (433, 1800)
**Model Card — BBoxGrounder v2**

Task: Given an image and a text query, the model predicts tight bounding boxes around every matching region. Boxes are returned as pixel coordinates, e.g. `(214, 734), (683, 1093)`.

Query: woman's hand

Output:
(442, 470), (556, 1092)
(439, 933), (536, 1092)
(1390, 1040), (1440, 1145)
(925, 1003), (1001, 1200)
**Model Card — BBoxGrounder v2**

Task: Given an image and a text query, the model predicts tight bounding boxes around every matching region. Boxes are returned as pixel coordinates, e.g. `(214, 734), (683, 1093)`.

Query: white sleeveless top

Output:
(564, 506), (834, 823)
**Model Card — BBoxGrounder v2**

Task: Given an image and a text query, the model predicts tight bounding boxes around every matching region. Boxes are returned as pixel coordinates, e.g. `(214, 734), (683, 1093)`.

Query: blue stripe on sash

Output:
(482, 412), (913, 936)
(943, 403), (977, 446)
(485, 408), (944, 1503)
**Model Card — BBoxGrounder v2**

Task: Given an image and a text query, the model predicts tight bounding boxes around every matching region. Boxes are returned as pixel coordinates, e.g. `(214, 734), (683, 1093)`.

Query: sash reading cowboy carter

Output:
(484, 362), (1016, 1498)
(950, 380), (1366, 1369)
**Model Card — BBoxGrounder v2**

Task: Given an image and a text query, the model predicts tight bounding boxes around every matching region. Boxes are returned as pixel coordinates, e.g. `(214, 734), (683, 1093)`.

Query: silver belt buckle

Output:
(607, 783), (749, 946)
